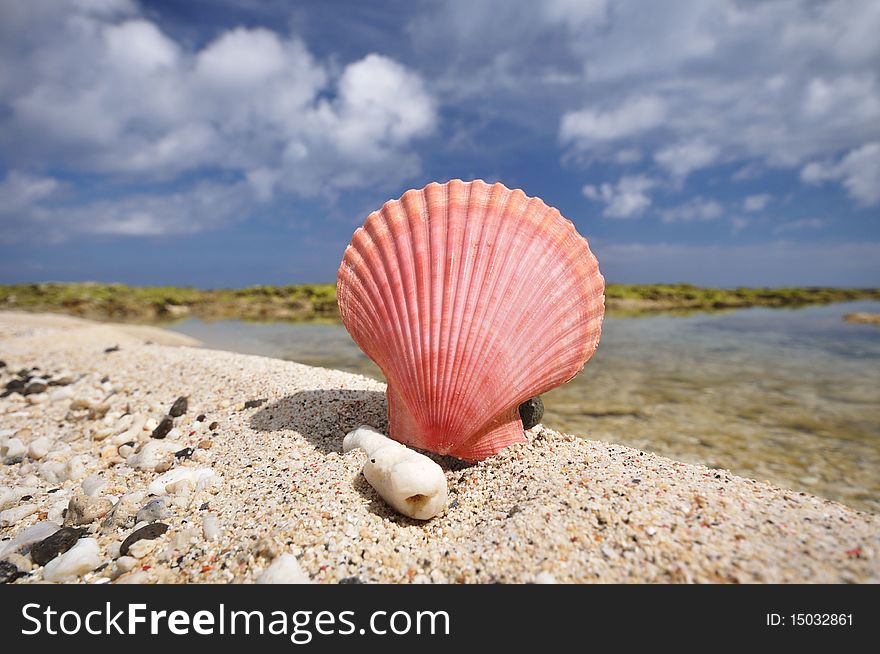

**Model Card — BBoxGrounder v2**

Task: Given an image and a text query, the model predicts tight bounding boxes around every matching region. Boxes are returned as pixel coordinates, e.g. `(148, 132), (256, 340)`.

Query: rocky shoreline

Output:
(1, 311), (878, 583)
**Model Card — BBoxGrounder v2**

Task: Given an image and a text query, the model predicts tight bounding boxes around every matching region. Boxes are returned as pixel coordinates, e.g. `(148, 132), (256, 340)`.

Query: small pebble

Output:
(81, 474), (107, 497)
(30, 527), (85, 566)
(208, 422), (219, 431)
(257, 553), (310, 584)
(197, 439), (213, 449)
(0, 503), (38, 527)
(4, 379), (25, 393)
(243, 398), (267, 409)
(126, 440), (183, 472)
(202, 514), (221, 541)
(151, 416), (174, 439)
(0, 559), (26, 584)
(42, 538), (101, 582)
(196, 414), (206, 422)
(148, 467), (216, 496)
(104, 345), (120, 353)
(518, 397), (545, 430)
(128, 539), (159, 559)
(338, 576), (363, 584)
(65, 494), (113, 526)
(114, 556), (137, 574)
(24, 382), (48, 396)
(135, 498), (167, 524)
(169, 396), (188, 418)
(175, 447), (194, 460)
(27, 436), (52, 460)
(120, 523), (169, 556)
(2, 437), (27, 463)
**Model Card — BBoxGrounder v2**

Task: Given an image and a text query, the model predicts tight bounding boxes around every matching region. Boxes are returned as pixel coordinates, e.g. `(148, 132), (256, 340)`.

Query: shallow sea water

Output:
(168, 300), (880, 513)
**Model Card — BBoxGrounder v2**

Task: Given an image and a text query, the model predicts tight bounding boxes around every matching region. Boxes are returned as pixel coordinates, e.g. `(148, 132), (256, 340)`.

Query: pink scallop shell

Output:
(337, 179), (605, 461)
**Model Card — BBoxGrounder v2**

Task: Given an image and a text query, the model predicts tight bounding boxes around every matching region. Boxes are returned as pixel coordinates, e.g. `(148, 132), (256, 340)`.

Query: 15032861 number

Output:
(792, 614), (853, 626)
(766, 614), (853, 626)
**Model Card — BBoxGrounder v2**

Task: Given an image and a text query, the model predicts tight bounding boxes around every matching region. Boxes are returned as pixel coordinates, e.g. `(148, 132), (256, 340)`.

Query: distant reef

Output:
(1, 282), (878, 324)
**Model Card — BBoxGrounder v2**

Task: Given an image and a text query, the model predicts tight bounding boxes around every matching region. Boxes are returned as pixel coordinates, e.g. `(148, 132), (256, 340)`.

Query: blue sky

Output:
(0, 0), (878, 287)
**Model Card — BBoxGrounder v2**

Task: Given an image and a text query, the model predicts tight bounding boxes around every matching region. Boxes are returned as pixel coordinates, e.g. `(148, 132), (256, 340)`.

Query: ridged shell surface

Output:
(337, 179), (605, 461)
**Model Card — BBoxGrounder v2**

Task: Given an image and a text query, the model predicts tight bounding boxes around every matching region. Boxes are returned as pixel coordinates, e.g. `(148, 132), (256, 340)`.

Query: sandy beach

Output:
(1, 311), (878, 584)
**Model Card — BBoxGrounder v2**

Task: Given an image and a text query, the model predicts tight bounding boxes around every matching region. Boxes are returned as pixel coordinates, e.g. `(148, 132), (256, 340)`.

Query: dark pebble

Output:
(208, 421), (219, 431)
(175, 447), (194, 459)
(151, 416), (174, 439)
(338, 576), (364, 584)
(0, 360), (5, 368)
(169, 396), (188, 417)
(243, 398), (267, 409)
(104, 345), (120, 353)
(4, 379), (25, 392)
(20, 495), (32, 501)
(199, 502), (209, 511)
(30, 527), (85, 566)
(0, 560), (27, 584)
(24, 382), (48, 395)
(518, 397), (545, 430)
(17, 368), (30, 378)
(120, 523), (169, 556)
(196, 414), (206, 422)
(100, 375), (110, 383)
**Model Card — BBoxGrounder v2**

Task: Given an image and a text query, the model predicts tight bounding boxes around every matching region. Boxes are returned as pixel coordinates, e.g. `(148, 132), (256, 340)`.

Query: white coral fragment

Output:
(343, 425), (447, 520)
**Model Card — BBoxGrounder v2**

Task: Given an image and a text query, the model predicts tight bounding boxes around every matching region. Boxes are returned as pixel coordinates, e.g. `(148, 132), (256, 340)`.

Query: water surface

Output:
(168, 301), (880, 512)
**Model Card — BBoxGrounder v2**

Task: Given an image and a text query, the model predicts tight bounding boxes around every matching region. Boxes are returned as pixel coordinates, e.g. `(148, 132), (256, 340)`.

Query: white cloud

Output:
(560, 95), (665, 145)
(801, 142), (880, 206)
(660, 197), (723, 223)
(0, 171), (60, 211)
(654, 141), (720, 183)
(412, 0), (880, 203)
(103, 20), (180, 72)
(0, 170), (252, 242)
(582, 175), (655, 219)
(743, 193), (773, 212)
(0, 2), (438, 238)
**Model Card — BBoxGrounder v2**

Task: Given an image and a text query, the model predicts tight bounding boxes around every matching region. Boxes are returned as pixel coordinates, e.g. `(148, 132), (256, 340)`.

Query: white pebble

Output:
(148, 467), (217, 496)
(47, 499), (69, 523)
(49, 387), (73, 402)
(202, 515), (221, 541)
(0, 503), (38, 526)
(42, 538), (102, 582)
(116, 571), (151, 584)
(64, 455), (87, 482)
(128, 539), (158, 559)
(2, 437), (27, 463)
(0, 487), (17, 510)
(343, 425), (448, 520)
(257, 554), (310, 584)
(114, 556), (138, 574)
(28, 437), (53, 460)
(534, 571), (558, 584)
(39, 460), (66, 484)
(126, 440), (183, 472)
(81, 474), (107, 497)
